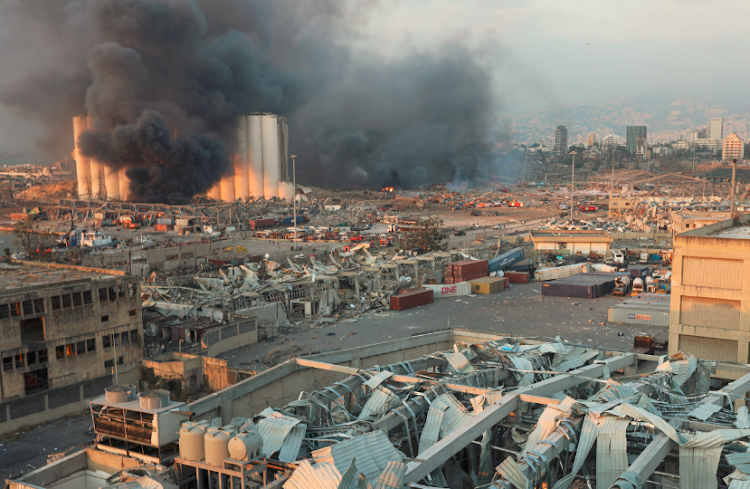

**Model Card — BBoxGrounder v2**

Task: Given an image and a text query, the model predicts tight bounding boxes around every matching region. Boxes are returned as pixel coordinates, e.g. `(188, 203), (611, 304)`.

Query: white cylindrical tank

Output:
(219, 172), (235, 201)
(247, 114), (264, 198)
(179, 422), (208, 461)
(261, 114), (280, 199)
(633, 277), (644, 292)
(204, 428), (235, 467)
(228, 431), (264, 461)
(645, 276), (655, 286)
(234, 117), (250, 199)
(591, 263), (617, 273)
(73, 115), (92, 198)
(118, 168), (130, 201)
(103, 163), (120, 200)
(138, 389), (170, 409)
(207, 183), (222, 201)
(104, 384), (136, 403)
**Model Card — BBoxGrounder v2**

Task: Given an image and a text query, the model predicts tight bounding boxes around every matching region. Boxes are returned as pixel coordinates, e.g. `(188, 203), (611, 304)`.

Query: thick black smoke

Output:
(0, 0), (509, 202)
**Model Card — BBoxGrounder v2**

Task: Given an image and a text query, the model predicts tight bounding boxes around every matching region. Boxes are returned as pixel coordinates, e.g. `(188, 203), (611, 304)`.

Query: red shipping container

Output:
(154, 224), (173, 232)
(249, 218), (276, 229)
(390, 288), (433, 311)
(503, 271), (529, 284)
(446, 259), (488, 278)
(445, 272), (487, 284)
(503, 277), (510, 289)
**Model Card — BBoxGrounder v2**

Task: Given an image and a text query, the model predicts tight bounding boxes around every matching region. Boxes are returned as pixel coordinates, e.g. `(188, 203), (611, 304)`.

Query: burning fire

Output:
(381, 187), (394, 192)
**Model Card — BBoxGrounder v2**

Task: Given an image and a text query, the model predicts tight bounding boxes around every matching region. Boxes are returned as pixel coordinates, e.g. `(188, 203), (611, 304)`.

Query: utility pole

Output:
(731, 158), (737, 219)
(570, 151), (577, 221)
(291, 155), (298, 251)
(692, 145), (696, 175)
(522, 146), (528, 184)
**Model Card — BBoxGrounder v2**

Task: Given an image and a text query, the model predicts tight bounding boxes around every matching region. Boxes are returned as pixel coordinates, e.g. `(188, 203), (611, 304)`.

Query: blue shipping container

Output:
(488, 247), (524, 273)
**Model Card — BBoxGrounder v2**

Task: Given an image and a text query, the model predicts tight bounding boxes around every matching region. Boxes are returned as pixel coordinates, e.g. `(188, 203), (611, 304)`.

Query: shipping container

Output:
(175, 218), (191, 226)
(629, 266), (652, 280)
(445, 272), (487, 284)
(10, 213), (28, 221)
(154, 224), (173, 232)
(488, 247), (524, 273)
(607, 303), (669, 327)
(281, 216), (305, 225)
(390, 288), (433, 311)
(503, 277), (510, 289)
(249, 218), (276, 229)
(534, 263), (588, 282)
(469, 277), (505, 295)
(503, 271), (530, 284)
(94, 212), (106, 220)
(423, 282), (471, 298)
(445, 259), (488, 278)
(541, 274), (619, 298)
(157, 217), (174, 225)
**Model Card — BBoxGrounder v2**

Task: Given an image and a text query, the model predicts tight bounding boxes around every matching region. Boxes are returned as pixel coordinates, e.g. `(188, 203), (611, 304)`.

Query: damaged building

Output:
(9, 329), (750, 489)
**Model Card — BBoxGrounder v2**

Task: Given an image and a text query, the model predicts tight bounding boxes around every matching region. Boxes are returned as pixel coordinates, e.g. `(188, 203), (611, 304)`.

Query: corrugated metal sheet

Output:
(551, 413), (603, 489)
(372, 461), (407, 489)
(445, 351), (474, 373)
(679, 432), (723, 489)
(729, 480), (750, 489)
(311, 431), (403, 483)
(364, 370), (394, 389)
(509, 356), (535, 384)
(257, 412), (301, 457)
(417, 403), (446, 454)
(688, 403), (722, 421)
(725, 452), (750, 474)
(417, 393), (473, 455)
(737, 406), (750, 429)
(496, 457), (532, 489)
(283, 459), (341, 489)
(552, 347), (599, 373)
(610, 404), (685, 445)
(358, 386), (400, 420)
(596, 416), (630, 489)
(278, 423), (307, 463)
(522, 397), (576, 457)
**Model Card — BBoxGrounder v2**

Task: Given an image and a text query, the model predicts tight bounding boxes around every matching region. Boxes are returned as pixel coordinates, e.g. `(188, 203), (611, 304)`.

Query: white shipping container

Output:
(423, 282), (471, 298)
(534, 263), (589, 282)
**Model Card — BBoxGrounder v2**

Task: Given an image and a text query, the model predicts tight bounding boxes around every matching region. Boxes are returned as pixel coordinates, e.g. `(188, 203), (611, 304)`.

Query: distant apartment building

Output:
(723, 134), (744, 161)
(585, 133), (596, 146)
(708, 117), (724, 141)
(554, 126), (568, 158)
(0, 262), (142, 433)
(600, 134), (620, 152)
(672, 139), (690, 150)
(626, 126), (647, 154)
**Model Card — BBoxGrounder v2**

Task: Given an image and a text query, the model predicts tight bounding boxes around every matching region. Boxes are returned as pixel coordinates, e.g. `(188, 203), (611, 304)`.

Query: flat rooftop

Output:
(529, 229), (613, 242)
(673, 211), (731, 220)
(0, 262), (123, 292)
(712, 225), (750, 239)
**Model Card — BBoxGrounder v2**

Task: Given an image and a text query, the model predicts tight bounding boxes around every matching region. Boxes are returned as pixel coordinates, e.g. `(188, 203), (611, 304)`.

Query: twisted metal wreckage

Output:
(165, 335), (750, 489)
(141, 247), (460, 320)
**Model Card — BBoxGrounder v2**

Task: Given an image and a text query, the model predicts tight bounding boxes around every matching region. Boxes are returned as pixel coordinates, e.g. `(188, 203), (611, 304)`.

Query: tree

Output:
(398, 218), (446, 252)
(13, 217), (52, 260)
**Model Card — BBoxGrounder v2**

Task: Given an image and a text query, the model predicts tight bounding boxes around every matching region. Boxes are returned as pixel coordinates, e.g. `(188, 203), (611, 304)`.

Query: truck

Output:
(639, 252), (649, 264)
(605, 250), (628, 268)
(579, 205), (597, 212)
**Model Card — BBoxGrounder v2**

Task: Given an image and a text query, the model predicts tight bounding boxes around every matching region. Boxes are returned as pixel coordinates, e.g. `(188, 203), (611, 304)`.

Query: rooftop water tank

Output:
(179, 421), (208, 461)
(228, 431), (264, 461)
(105, 384), (137, 403)
(138, 389), (170, 409)
(204, 428), (236, 467)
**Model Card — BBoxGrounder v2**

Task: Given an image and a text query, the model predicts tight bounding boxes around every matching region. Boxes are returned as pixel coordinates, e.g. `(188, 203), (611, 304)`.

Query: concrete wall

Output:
(670, 214), (750, 363)
(188, 331), (452, 422)
(202, 318), (258, 357)
(0, 373), (113, 435)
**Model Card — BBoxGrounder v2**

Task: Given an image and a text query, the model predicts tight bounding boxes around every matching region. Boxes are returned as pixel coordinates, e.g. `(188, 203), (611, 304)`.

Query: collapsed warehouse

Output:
(10, 330), (750, 489)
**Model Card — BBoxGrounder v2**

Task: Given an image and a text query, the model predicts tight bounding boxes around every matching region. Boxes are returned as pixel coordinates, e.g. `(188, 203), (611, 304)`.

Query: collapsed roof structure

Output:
(10, 329), (750, 489)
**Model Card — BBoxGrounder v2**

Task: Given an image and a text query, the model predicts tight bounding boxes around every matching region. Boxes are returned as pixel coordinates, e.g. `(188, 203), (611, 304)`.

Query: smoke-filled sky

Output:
(0, 0), (746, 200)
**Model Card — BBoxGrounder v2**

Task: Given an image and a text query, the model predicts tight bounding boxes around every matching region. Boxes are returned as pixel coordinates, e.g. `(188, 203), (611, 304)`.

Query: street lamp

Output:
(570, 151), (577, 221)
(291, 155), (298, 251)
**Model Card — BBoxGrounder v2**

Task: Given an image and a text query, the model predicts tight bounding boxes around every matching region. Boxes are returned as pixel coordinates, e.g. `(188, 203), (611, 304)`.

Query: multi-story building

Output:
(723, 133), (744, 161)
(585, 133), (596, 146)
(672, 139), (690, 150)
(626, 126), (647, 154)
(0, 262), (142, 431)
(599, 134), (620, 153)
(708, 117), (724, 141)
(669, 216), (750, 363)
(554, 126), (568, 158)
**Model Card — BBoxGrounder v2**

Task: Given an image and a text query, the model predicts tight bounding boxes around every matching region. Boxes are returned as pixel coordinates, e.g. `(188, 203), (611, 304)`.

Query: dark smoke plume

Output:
(0, 0), (510, 202)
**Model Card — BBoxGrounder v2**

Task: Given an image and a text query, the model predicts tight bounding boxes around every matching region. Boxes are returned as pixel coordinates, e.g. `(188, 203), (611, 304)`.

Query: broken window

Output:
(76, 340), (85, 355)
(87, 339), (95, 352)
(33, 298), (44, 313)
(129, 309), (137, 317)
(118, 356), (124, 365)
(109, 287), (117, 301)
(128, 284), (136, 297)
(131, 330), (139, 343)
(99, 288), (107, 302)
(15, 354), (24, 368)
(104, 359), (114, 369)
(61, 294), (72, 309)
(121, 332), (129, 345)
(101, 315), (109, 322)
(51, 296), (61, 310)
(83, 290), (93, 305)
(24, 368), (48, 394)
(72, 292), (82, 307)
(66, 343), (76, 356)
(102, 335), (111, 349)
(27, 351), (36, 366)
(22, 300), (33, 315)
(114, 333), (121, 346)
(38, 349), (47, 363)
(56, 345), (64, 359)
(0, 304), (9, 319)
(9, 302), (21, 317)
(2, 356), (12, 371)
(118, 285), (127, 299)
